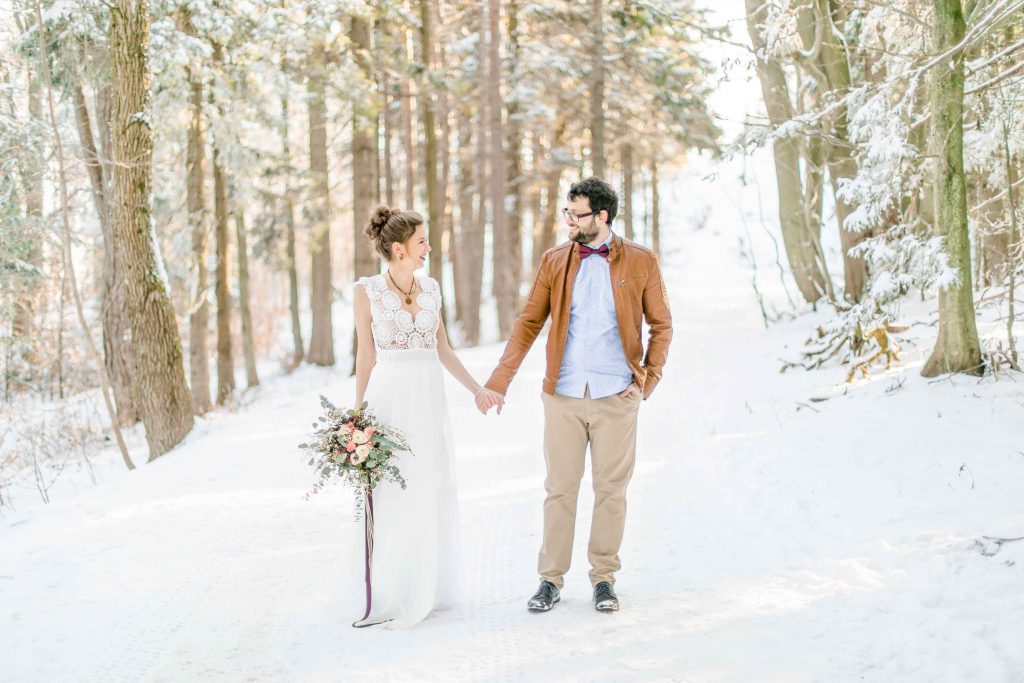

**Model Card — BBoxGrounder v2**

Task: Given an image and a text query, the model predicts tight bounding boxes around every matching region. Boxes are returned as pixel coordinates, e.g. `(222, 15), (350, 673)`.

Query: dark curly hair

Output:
(567, 177), (618, 226)
(364, 205), (424, 261)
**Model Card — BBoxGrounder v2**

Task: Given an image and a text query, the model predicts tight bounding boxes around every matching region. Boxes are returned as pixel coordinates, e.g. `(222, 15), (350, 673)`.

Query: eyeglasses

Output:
(562, 208), (600, 222)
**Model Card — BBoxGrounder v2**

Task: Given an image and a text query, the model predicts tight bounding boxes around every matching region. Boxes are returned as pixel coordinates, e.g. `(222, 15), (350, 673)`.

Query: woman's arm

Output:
(354, 285), (376, 407)
(436, 315), (483, 397)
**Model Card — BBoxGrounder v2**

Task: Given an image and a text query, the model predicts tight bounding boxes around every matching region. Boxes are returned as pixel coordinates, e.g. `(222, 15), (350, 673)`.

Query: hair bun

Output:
(366, 205), (399, 240)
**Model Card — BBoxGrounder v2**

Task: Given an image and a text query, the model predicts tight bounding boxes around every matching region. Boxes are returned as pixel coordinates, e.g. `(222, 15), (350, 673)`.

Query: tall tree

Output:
(352, 15), (379, 370)
(921, 0), (982, 377)
(589, 0), (606, 177)
(109, 0), (193, 458)
(306, 40), (335, 366)
(280, 78), (303, 368)
(504, 0), (524, 314)
(182, 10), (211, 414)
(650, 158), (660, 258)
(487, 0), (514, 337)
(622, 142), (634, 240)
(745, 0), (833, 304)
(418, 0), (444, 287)
(234, 210), (258, 388)
(71, 75), (137, 425)
(811, 0), (867, 302)
(533, 118), (567, 271)
(211, 44), (235, 404)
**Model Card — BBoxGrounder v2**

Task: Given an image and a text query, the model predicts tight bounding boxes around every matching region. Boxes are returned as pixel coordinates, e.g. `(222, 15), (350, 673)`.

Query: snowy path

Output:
(5, 206), (1024, 682)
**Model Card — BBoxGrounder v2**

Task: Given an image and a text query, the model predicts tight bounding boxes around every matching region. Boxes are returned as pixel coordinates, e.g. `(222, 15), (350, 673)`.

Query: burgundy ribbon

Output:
(352, 487), (376, 628)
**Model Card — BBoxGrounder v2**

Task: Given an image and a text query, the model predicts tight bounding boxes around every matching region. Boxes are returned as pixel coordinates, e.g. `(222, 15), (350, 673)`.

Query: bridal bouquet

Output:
(299, 395), (411, 498)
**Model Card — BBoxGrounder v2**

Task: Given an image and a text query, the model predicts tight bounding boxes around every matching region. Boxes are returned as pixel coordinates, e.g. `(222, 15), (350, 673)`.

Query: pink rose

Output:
(346, 441), (357, 452)
(364, 427), (375, 438)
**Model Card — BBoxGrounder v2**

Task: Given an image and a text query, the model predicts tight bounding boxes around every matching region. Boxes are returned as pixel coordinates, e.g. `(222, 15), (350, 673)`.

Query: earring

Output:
(399, 254), (404, 260)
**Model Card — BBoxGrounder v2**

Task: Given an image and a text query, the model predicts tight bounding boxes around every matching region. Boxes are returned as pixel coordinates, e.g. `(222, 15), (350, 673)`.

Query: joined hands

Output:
(474, 387), (505, 415)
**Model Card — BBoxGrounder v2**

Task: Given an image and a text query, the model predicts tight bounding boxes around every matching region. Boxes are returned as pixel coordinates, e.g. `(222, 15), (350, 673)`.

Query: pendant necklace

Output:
(388, 271), (416, 305)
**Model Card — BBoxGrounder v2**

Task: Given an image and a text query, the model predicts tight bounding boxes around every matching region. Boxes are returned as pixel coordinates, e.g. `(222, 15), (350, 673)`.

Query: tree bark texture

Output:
(418, 0), (444, 289)
(109, 0), (194, 459)
(921, 0), (983, 377)
(488, 0), (514, 337)
(589, 0), (605, 177)
(212, 146), (235, 403)
(234, 210), (259, 388)
(306, 42), (335, 366)
(183, 20), (211, 413)
(280, 89), (304, 368)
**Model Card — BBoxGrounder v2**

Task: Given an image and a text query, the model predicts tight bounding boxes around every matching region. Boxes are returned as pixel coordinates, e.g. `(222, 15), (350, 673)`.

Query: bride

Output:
(351, 205), (485, 628)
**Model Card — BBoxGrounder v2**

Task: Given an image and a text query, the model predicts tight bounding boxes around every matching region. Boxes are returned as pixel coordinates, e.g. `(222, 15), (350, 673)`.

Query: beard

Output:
(570, 221), (600, 244)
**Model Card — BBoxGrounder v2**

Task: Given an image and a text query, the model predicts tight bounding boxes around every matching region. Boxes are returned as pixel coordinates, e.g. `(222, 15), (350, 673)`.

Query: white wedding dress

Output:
(352, 273), (459, 628)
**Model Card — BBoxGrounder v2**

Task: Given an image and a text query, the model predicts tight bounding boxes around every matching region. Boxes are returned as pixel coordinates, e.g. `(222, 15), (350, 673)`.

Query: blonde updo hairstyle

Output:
(364, 205), (424, 261)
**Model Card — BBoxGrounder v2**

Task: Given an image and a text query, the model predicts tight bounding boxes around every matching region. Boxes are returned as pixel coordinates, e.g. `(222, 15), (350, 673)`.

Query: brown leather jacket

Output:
(485, 234), (673, 399)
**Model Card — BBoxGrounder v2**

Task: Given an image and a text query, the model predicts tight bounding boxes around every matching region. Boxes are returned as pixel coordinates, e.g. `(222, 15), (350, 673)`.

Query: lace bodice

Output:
(357, 274), (442, 351)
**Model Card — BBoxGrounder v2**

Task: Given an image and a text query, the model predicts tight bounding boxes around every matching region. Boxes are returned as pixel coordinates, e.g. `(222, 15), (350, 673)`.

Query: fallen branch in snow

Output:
(780, 324), (905, 381)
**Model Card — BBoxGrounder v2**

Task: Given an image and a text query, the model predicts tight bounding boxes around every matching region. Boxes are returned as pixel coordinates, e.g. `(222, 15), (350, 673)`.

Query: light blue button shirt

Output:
(555, 232), (634, 399)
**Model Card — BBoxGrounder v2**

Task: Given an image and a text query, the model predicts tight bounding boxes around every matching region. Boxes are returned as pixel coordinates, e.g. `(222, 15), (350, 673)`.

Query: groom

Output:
(477, 177), (673, 613)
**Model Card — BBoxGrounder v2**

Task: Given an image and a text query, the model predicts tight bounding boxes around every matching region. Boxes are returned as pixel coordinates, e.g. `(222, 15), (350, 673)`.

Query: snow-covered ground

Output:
(4, 146), (1024, 682)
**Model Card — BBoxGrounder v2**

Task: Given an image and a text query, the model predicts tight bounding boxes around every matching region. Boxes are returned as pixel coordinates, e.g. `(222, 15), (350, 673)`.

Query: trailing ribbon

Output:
(351, 486), (377, 628)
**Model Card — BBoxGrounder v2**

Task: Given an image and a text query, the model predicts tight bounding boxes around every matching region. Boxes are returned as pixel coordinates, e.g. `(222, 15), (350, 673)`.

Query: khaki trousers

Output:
(538, 387), (642, 588)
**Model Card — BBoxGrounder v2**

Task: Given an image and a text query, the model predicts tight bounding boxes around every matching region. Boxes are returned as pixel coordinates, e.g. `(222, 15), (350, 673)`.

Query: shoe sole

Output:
(595, 601), (619, 612)
(527, 595), (561, 613)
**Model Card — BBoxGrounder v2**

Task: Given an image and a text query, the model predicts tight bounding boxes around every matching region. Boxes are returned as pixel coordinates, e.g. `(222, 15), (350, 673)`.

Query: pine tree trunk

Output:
(72, 80), (138, 425)
(278, 89), (301, 370)
(589, 0), (605, 177)
(745, 0), (832, 304)
(400, 52), (416, 210)
(921, 0), (982, 377)
(465, 4), (489, 347)
(455, 109), (475, 327)
(533, 118), (566, 271)
(504, 0), (524, 314)
(212, 148), (235, 403)
(281, 89), (303, 368)
(352, 16), (378, 371)
(488, 0), (513, 337)
(651, 159), (661, 258)
(622, 142), (634, 240)
(234, 210), (258, 388)
(183, 26), (211, 413)
(814, 0), (867, 302)
(382, 73), (395, 206)
(109, 0), (193, 459)
(528, 130), (544, 281)
(306, 42), (335, 366)
(418, 0), (443, 288)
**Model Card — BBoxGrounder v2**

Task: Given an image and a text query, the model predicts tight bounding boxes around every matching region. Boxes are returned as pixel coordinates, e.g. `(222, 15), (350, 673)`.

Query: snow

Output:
(4, 148), (1024, 682)
(5, 4), (1024, 680)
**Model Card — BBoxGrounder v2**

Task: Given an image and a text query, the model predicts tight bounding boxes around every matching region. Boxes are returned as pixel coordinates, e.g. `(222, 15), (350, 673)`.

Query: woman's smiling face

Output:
(394, 223), (430, 266)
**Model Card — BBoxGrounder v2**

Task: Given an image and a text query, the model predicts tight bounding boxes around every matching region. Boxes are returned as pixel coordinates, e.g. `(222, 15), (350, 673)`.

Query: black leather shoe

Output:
(527, 580), (561, 612)
(593, 582), (619, 612)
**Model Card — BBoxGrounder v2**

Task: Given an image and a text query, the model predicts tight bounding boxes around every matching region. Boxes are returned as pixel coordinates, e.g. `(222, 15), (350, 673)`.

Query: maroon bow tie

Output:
(579, 244), (610, 259)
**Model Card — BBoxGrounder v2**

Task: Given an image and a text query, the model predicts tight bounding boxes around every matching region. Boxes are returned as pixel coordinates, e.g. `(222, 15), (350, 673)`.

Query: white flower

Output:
(351, 430), (369, 444)
(351, 444), (371, 464)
